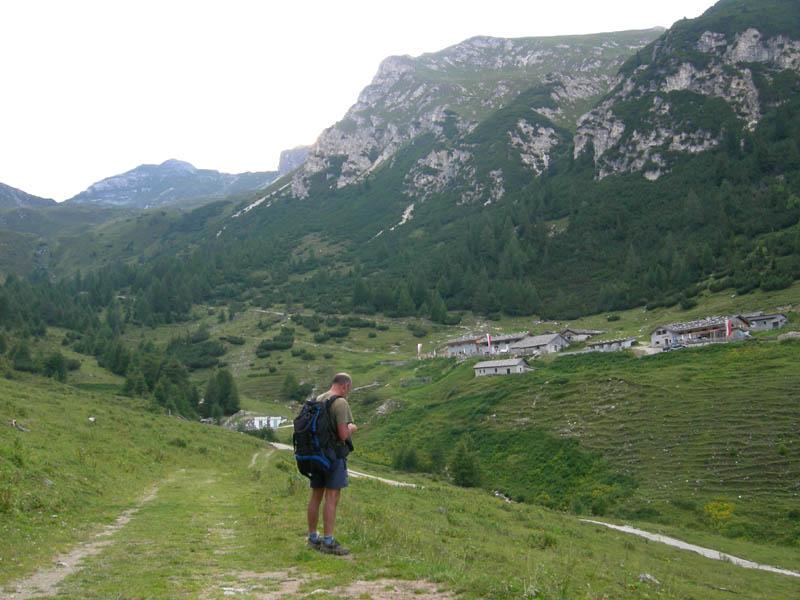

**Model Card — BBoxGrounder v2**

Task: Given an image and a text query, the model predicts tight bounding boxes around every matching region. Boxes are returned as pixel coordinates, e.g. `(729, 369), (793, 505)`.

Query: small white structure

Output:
(509, 333), (569, 356)
(249, 416), (284, 430)
(474, 358), (532, 377)
(586, 337), (637, 352)
(746, 313), (788, 332)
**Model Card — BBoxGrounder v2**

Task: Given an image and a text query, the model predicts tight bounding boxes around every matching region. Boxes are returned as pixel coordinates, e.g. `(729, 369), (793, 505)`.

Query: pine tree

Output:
(450, 438), (481, 488)
(216, 368), (240, 414)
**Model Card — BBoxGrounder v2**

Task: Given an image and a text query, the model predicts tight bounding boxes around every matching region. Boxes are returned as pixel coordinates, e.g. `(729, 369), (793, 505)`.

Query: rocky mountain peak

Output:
(289, 28), (662, 199)
(67, 160), (278, 208)
(160, 159), (198, 173)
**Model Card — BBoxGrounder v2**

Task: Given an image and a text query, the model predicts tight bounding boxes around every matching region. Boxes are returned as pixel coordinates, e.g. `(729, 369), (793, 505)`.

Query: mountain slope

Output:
(207, 0), (799, 320)
(0, 182), (55, 209)
(66, 159), (279, 208)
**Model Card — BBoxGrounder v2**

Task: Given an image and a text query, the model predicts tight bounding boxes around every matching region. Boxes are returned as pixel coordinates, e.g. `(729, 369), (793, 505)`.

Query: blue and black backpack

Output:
(292, 395), (340, 478)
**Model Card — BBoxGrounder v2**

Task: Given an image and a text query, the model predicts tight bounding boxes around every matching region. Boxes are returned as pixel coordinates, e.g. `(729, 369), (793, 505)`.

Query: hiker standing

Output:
(306, 372), (357, 555)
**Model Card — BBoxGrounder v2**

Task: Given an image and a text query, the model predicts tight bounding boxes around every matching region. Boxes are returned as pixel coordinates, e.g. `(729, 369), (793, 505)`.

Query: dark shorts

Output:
(309, 457), (348, 490)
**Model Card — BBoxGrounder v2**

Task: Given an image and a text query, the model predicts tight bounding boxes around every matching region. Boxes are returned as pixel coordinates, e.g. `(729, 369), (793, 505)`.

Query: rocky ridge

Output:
(289, 29), (662, 198)
(574, 26), (800, 180)
(67, 159), (279, 209)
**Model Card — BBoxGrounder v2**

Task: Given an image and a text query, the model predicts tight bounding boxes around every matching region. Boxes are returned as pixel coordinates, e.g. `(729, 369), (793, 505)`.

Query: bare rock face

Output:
(574, 26), (800, 180)
(278, 146), (309, 176)
(290, 30), (661, 200)
(509, 120), (561, 175)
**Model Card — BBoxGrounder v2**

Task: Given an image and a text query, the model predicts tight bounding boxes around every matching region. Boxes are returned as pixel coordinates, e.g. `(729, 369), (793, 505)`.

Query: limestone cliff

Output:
(290, 29), (662, 199)
(574, 20), (800, 180)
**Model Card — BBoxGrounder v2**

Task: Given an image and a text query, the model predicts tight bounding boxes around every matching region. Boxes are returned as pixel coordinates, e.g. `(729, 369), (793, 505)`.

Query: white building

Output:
(249, 416), (284, 430)
(474, 358), (532, 377)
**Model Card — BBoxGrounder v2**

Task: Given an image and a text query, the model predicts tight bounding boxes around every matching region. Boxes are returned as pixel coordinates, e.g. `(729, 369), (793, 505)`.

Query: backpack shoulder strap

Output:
(323, 394), (341, 407)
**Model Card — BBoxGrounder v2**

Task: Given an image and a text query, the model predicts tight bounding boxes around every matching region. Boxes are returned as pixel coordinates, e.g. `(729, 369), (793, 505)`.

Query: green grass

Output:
(3, 357), (800, 598)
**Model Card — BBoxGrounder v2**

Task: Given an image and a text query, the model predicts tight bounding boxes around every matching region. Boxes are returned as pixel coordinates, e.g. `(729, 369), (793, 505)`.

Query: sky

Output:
(0, 0), (718, 201)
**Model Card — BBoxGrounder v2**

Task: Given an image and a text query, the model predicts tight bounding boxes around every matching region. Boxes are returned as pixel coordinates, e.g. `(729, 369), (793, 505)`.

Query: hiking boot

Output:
(320, 539), (350, 555)
(307, 536), (322, 550)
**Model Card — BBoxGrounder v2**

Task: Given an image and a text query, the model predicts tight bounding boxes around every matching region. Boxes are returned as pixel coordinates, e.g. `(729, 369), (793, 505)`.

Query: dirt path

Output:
(582, 519), (800, 578)
(5, 482), (164, 599)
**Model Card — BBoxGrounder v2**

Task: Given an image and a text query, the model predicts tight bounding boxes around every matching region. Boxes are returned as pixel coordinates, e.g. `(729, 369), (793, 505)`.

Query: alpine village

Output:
(3, 1), (800, 598)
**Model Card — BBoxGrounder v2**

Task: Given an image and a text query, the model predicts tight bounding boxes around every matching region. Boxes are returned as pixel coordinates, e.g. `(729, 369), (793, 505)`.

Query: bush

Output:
(393, 447), (420, 472)
(257, 327), (295, 354)
(42, 352), (68, 382)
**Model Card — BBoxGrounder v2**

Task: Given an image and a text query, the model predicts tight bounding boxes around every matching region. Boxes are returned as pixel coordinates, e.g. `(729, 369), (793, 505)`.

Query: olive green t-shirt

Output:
(316, 390), (354, 437)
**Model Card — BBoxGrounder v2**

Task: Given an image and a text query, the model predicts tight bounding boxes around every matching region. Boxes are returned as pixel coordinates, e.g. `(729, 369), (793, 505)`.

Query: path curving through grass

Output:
(582, 519), (800, 578)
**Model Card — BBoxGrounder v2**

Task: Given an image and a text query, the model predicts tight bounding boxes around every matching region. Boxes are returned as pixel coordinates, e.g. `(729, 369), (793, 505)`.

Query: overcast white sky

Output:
(0, 0), (718, 201)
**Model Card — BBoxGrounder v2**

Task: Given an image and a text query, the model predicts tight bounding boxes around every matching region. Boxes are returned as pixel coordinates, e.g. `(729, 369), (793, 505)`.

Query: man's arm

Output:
(337, 422), (357, 441)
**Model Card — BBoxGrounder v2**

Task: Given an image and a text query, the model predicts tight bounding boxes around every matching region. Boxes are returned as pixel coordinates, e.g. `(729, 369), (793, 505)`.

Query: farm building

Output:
(442, 333), (483, 357)
(474, 358), (532, 377)
(586, 337), (637, 352)
(745, 313), (788, 332)
(509, 333), (569, 356)
(650, 316), (750, 347)
(475, 331), (529, 355)
(561, 328), (605, 342)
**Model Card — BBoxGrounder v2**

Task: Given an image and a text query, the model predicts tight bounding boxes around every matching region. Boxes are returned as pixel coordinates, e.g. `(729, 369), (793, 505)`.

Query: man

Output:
(306, 372), (357, 555)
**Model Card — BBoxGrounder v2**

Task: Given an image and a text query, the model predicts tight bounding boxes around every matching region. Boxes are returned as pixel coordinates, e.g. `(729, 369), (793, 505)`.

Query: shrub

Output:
(704, 501), (734, 528)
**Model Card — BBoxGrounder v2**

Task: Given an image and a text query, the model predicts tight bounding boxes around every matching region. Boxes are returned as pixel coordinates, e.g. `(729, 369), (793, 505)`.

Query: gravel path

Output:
(582, 519), (800, 578)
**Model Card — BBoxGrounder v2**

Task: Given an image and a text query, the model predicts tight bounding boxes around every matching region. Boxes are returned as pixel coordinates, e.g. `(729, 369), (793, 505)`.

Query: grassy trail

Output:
(6, 451), (452, 600)
(6, 445), (800, 599)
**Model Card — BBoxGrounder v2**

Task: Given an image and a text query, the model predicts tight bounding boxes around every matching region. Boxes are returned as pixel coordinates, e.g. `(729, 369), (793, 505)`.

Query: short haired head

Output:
(332, 373), (352, 387)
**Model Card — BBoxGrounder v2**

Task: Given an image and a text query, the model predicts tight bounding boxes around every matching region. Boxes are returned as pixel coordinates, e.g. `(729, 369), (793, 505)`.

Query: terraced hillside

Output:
(357, 338), (800, 546)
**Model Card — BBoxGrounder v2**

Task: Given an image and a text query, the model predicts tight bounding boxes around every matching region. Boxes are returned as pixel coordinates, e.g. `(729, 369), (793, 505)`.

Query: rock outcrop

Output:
(574, 26), (800, 180)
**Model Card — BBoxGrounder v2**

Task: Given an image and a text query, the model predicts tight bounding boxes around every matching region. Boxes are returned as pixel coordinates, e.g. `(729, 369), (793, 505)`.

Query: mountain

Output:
(65, 159), (279, 208)
(287, 28), (664, 199)
(210, 0), (799, 320)
(0, 182), (56, 209)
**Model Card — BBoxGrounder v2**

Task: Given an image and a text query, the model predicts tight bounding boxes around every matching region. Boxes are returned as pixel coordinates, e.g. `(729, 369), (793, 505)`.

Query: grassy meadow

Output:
(2, 372), (799, 599)
(1, 282), (800, 597)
